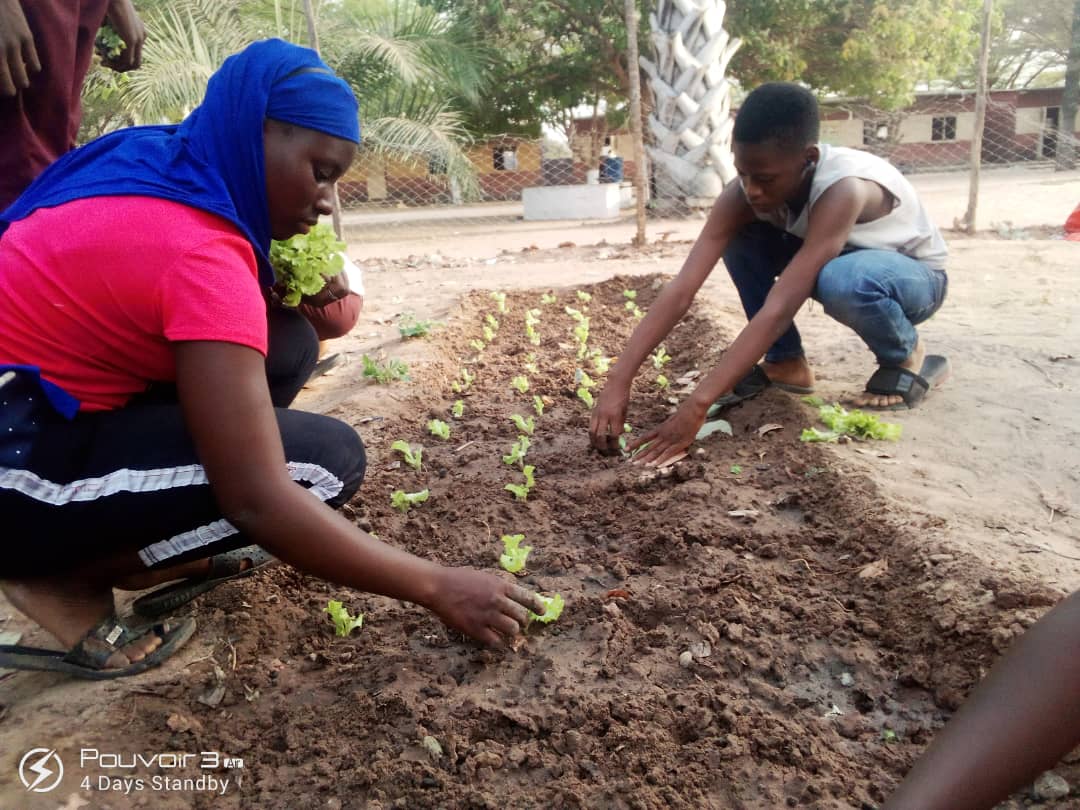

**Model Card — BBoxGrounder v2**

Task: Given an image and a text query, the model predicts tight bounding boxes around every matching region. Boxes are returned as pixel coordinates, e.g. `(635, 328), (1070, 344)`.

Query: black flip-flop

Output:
(0, 615), (196, 680)
(707, 364), (815, 418)
(862, 354), (951, 410)
(132, 545), (276, 619)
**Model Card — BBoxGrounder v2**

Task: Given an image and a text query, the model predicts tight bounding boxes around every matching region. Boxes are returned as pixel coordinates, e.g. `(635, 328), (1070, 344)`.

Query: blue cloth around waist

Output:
(0, 364), (80, 467)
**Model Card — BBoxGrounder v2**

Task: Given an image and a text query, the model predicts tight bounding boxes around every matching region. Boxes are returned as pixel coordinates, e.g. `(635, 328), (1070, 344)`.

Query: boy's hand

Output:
(102, 0), (144, 72)
(627, 400), (707, 467)
(427, 567), (545, 647)
(589, 382), (631, 453)
(0, 0), (40, 96)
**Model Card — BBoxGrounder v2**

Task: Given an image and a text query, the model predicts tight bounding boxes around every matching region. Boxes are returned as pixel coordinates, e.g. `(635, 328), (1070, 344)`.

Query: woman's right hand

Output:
(427, 567), (546, 647)
(589, 381), (631, 453)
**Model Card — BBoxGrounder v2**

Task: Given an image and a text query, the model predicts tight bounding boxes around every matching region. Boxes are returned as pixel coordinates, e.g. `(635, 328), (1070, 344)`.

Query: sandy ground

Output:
(1, 168), (1079, 808)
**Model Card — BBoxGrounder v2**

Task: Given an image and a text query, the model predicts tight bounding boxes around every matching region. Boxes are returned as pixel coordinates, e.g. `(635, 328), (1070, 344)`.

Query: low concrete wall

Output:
(522, 183), (621, 221)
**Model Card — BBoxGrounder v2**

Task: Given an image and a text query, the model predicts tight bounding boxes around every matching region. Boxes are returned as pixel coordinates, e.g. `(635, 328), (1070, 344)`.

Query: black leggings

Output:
(0, 308), (366, 578)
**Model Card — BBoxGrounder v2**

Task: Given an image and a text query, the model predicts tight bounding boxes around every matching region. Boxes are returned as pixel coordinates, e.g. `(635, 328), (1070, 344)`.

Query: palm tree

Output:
(79, 0), (487, 199)
(640, 0), (741, 200)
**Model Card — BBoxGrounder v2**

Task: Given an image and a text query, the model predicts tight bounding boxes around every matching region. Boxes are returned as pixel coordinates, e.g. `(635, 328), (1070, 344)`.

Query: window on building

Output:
(863, 121), (889, 145)
(931, 115), (957, 141)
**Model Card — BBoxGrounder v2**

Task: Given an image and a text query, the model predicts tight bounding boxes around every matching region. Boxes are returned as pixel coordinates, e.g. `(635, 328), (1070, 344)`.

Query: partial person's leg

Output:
(266, 305), (320, 407)
(1, 401), (365, 668)
(722, 221), (813, 390)
(814, 250), (948, 407)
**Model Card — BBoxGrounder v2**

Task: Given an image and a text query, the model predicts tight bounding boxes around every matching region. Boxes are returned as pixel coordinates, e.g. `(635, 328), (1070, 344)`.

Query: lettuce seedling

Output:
(427, 419), (451, 440)
(270, 223), (346, 306)
(461, 367), (475, 388)
(528, 593), (565, 624)
(630, 304), (645, 319)
(576, 290), (592, 303)
(504, 464), (535, 501)
(362, 355), (410, 384)
(651, 346), (672, 370)
(618, 423), (633, 453)
(502, 435), (530, 466)
(656, 374), (669, 391)
(399, 314), (437, 338)
(564, 306), (587, 323)
(450, 380), (462, 393)
(540, 292), (557, 305)
(485, 313), (500, 331)
(510, 414), (535, 436)
(499, 534), (532, 574)
(390, 440), (422, 471)
(482, 325), (496, 343)
(623, 289), (637, 300)
(525, 308), (541, 326)
(391, 488), (429, 512)
(451, 400), (465, 418)
(575, 369), (596, 390)
(324, 600), (364, 637)
(523, 354), (539, 374)
(469, 338), (486, 353)
(525, 323), (541, 346)
(591, 352), (612, 375)
(510, 376), (530, 394)
(532, 395), (545, 417)
(800, 404), (902, 443)
(490, 291), (507, 312)
(577, 387), (595, 408)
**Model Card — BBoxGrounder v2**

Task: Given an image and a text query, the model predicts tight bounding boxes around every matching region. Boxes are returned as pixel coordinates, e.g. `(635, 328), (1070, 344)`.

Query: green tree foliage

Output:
(726, 0), (981, 110)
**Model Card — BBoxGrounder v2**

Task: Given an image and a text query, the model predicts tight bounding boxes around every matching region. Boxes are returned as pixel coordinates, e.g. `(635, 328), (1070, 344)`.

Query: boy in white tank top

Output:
(590, 82), (950, 466)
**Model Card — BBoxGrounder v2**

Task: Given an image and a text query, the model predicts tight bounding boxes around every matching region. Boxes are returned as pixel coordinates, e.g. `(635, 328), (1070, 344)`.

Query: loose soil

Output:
(3, 274), (1076, 809)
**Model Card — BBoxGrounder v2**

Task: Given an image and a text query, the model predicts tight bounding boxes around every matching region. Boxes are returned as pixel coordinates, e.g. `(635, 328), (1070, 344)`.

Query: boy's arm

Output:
(628, 177), (868, 468)
(589, 181), (753, 451)
(884, 590), (1080, 810)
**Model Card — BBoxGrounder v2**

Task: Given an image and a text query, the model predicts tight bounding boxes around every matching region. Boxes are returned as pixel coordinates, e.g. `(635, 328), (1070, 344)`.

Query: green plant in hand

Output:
(362, 355), (410, 384)
(528, 593), (565, 624)
(270, 223), (345, 307)
(427, 419), (451, 440)
(390, 440), (422, 471)
(324, 600), (364, 637)
(499, 534), (532, 574)
(391, 489), (429, 512)
(510, 376), (529, 394)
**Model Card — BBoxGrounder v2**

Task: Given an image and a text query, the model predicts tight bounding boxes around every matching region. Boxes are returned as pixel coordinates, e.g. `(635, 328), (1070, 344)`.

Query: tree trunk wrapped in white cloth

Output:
(640, 0), (741, 199)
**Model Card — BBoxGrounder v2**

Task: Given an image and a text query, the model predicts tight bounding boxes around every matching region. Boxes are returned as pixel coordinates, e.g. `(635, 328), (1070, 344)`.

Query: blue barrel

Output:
(599, 156), (624, 183)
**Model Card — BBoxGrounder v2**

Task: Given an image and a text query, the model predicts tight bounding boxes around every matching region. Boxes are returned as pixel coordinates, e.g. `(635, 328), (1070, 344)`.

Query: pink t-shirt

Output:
(0, 196), (268, 411)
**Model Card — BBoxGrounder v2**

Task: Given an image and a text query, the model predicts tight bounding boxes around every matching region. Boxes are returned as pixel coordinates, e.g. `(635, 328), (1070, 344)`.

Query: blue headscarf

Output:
(0, 38), (359, 286)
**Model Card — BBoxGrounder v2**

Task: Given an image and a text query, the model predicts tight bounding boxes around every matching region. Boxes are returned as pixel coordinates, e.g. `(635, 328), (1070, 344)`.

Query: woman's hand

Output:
(300, 272), (349, 309)
(589, 381), (631, 453)
(426, 567), (546, 647)
(626, 400), (707, 467)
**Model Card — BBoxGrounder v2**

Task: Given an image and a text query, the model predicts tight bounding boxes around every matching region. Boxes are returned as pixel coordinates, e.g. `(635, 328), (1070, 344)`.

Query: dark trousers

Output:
(0, 308), (366, 578)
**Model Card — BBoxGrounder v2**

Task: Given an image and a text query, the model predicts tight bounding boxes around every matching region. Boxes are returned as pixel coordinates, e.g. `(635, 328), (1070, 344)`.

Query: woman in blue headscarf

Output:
(0, 40), (543, 679)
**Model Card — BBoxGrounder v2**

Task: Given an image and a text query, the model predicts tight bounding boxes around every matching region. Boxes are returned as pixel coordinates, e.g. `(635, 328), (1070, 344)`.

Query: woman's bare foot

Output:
(762, 356), (816, 390)
(1, 580), (164, 668)
(851, 340), (927, 408)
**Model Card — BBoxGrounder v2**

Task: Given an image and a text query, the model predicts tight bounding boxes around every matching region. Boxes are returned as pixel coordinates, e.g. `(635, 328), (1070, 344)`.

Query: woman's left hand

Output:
(626, 401), (707, 467)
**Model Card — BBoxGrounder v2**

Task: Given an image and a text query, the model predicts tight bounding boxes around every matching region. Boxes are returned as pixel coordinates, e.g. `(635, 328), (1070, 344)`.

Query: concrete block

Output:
(522, 184), (620, 221)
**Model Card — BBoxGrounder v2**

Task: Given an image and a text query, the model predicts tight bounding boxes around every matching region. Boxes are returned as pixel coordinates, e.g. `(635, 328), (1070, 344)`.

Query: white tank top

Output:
(759, 144), (948, 270)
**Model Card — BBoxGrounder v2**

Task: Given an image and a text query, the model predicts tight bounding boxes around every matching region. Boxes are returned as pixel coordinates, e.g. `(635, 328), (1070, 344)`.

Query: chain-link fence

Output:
(336, 88), (1080, 248)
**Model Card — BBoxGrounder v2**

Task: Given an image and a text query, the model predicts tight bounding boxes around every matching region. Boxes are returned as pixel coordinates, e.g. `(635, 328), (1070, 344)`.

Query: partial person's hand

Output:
(300, 272), (349, 309)
(0, 0), (40, 96)
(589, 382), (631, 453)
(627, 400), (707, 468)
(103, 0), (144, 72)
(427, 567), (546, 647)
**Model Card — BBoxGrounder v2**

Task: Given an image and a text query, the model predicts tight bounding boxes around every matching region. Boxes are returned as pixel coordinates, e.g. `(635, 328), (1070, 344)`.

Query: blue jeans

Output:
(723, 222), (948, 367)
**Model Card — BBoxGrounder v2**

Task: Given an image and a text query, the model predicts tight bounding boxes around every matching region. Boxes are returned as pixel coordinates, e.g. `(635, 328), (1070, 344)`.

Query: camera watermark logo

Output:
(18, 748), (63, 793)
